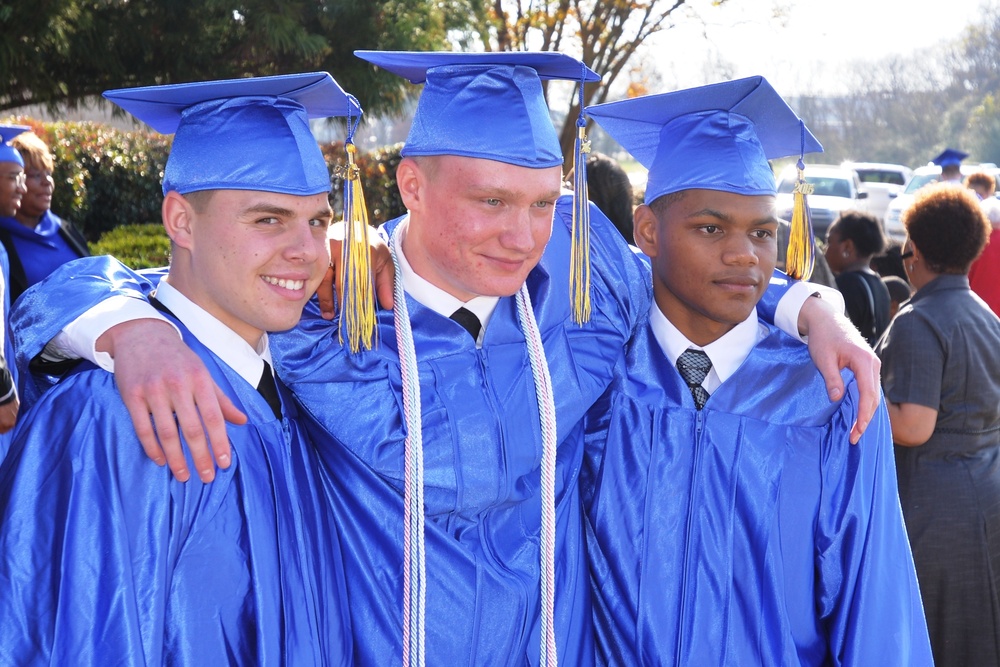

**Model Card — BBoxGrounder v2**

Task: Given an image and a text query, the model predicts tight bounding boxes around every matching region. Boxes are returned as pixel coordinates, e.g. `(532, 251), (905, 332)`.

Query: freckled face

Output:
(181, 190), (332, 346)
(639, 189), (778, 345)
(402, 155), (562, 301)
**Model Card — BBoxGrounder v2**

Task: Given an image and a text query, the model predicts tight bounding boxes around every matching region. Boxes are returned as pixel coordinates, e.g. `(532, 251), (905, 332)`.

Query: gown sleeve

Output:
(815, 378), (934, 665)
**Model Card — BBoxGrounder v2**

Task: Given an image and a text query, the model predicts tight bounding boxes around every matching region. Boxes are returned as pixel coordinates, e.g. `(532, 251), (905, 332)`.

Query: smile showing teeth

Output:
(262, 275), (305, 291)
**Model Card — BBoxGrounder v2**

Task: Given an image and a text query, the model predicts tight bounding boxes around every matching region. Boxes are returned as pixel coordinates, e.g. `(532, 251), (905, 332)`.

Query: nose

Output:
(722, 233), (759, 266)
(499, 207), (537, 254)
(283, 219), (322, 264)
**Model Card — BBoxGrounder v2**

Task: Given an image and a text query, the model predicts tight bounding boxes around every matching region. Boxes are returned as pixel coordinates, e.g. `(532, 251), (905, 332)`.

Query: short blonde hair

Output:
(9, 132), (53, 172)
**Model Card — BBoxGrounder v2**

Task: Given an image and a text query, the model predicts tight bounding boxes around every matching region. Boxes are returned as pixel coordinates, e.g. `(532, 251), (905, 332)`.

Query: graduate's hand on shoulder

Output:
(102, 319), (248, 483)
(318, 222), (395, 319)
(0, 395), (18, 434)
(800, 296), (881, 444)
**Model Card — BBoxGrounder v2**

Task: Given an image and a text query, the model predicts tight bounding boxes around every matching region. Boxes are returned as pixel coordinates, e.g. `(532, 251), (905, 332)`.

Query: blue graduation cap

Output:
(355, 50), (600, 168)
(0, 125), (30, 167)
(585, 76), (823, 204)
(103, 72), (362, 196)
(931, 148), (967, 168)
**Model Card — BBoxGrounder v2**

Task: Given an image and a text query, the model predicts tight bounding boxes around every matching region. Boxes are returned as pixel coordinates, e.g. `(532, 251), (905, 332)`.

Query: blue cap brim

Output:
(931, 148), (968, 167)
(356, 51), (597, 169)
(0, 125), (31, 166)
(103, 72), (361, 134)
(586, 76), (823, 203)
(103, 72), (360, 196)
(355, 50), (600, 84)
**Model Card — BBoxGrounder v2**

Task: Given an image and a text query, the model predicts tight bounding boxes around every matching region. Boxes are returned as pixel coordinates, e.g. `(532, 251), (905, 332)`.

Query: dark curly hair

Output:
(829, 209), (886, 257)
(903, 183), (991, 273)
(965, 171), (996, 195)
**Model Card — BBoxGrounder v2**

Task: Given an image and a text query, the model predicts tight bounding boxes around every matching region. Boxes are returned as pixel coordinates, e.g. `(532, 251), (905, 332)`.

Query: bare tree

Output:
(462, 0), (721, 161)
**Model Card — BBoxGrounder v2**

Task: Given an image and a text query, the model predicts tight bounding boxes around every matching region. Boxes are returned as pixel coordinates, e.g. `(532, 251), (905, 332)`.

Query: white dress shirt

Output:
(649, 301), (767, 395)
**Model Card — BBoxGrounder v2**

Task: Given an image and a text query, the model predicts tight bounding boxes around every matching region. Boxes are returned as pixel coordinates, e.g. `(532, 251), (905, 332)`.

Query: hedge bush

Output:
(89, 223), (172, 269)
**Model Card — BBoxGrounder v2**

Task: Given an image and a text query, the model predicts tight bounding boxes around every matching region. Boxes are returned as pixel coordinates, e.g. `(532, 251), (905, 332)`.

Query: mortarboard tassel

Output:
(570, 67), (592, 324)
(337, 98), (378, 352)
(785, 122), (816, 280)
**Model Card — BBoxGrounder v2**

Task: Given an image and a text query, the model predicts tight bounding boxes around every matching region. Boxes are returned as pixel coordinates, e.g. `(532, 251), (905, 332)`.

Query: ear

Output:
(632, 204), (660, 258)
(395, 157), (423, 212)
(161, 191), (196, 251)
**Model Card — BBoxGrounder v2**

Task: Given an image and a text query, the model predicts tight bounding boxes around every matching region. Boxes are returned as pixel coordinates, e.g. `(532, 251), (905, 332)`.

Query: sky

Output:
(642, 0), (989, 96)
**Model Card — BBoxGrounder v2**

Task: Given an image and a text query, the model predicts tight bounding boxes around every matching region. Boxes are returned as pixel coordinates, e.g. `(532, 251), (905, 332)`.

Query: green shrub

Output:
(89, 223), (171, 269)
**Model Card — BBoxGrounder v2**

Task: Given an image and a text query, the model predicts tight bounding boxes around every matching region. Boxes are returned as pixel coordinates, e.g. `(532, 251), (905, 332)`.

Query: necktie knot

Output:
(256, 360), (282, 419)
(677, 348), (712, 410)
(450, 306), (482, 341)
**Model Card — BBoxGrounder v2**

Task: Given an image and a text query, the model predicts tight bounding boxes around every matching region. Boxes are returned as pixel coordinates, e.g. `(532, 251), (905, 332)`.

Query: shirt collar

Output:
(649, 300), (763, 386)
(393, 217), (500, 343)
(154, 280), (271, 386)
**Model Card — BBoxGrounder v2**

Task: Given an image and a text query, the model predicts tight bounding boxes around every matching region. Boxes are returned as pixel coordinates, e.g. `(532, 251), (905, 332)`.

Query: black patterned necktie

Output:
(450, 306), (482, 341)
(256, 360), (282, 419)
(676, 348), (712, 410)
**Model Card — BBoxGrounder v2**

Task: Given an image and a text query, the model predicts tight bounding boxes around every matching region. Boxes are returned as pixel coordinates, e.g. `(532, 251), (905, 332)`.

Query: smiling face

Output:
(163, 189), (332, 347)
(19, 160), (54, 221)
(397, 155), (562, 301)
(635, 188), (778, 346)
(0, 162), (25, 218)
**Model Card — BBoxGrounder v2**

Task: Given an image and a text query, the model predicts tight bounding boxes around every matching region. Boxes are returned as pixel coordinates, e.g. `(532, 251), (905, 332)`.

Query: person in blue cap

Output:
(0, 73), (354, 665)
(10, 54), (881, 665)
(0, 125), (25, 452)
(582, 76), (933, 665)
(932, 147), (969, 184)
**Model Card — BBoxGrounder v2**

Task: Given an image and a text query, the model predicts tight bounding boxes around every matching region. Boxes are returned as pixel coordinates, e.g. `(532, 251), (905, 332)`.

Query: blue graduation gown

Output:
(0, 317), (352, 666)
(9, 196), (797, 664)
(582, 320), (933, 666)
(0, 243), (15, 462)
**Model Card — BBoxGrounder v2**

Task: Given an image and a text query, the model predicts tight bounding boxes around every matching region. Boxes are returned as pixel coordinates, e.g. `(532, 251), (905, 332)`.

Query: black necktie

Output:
(676, 348), (712, 410)
(256, 360), (282, 419)
(450, 307), (482, 341)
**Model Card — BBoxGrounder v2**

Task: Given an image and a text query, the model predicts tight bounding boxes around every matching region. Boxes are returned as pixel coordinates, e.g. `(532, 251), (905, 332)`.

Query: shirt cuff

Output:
(46, 296), (180, 372)
(774, 281), (846, 343)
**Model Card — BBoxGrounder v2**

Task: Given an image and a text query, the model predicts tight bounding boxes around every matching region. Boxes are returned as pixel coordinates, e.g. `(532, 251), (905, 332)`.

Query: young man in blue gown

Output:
(0, 74), (354, 665)
(582, 77), (933, 665)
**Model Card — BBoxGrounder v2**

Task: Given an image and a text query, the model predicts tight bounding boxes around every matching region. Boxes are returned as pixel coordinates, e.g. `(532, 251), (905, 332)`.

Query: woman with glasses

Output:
(876, 182), (1000, 667)
(0, 131), (89, 302)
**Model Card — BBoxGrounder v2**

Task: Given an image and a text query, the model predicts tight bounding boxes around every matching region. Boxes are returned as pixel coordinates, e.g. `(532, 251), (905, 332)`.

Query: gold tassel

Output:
(337, 142), (378, 352)
(570, 124), (592, 324)
(786, 160), (816, 280)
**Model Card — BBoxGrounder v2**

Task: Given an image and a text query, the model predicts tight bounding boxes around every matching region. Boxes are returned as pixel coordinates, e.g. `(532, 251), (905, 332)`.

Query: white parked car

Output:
(882, 164), (1000, 244)
(775, 165), (868, 240)
(842, 162), (912, 222)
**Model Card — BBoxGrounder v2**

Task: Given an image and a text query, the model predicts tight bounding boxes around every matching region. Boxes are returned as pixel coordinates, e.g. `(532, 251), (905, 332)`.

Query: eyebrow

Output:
(241, 203), (334, 220)
(686, 208), (779, 226)
(467, 185), (562, 201)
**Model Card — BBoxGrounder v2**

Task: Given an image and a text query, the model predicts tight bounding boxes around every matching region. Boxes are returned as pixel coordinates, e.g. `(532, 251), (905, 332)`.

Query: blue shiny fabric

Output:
(355, 52), (600, 169)
(0, 124), (29, 166)
(8, 198), (801, 663)
(582, 321), (933, 666)
(0, 211), (86, 288)
(0, 315), (352, 665)
(0, 243), (14, 462)
(584, 76), (823, 204)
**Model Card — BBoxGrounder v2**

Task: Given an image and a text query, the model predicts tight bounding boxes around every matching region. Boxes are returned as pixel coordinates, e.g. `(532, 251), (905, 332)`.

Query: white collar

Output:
(393, 217), (500, 346)
(649, 300), (765, 393)
(154, 280), (271, 387)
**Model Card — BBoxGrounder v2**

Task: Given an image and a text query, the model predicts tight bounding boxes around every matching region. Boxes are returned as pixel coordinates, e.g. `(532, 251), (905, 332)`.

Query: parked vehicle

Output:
(842, 162), (912, 222)
(883, 164), (999, 244)
(775, 165), (868, 240)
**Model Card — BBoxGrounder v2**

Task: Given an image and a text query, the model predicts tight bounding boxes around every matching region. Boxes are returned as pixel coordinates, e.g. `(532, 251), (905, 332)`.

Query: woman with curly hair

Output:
(876, 182), (1000, 667)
